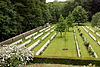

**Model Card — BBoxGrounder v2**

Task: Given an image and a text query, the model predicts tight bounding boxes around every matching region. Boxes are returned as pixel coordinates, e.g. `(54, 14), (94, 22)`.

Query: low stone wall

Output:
(0, 24), (47, 46)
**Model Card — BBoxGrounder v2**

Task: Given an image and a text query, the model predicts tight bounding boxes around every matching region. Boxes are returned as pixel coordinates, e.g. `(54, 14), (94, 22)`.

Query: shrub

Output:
(84, 41), (90, 47)
(0, 45), (34, 67)
(80, 33), (83, 37)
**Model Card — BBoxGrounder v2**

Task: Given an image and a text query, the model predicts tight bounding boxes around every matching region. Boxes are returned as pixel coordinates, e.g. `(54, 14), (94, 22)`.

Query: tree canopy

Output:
(91, 12), (100, 27)
(72, 6), (88, 25)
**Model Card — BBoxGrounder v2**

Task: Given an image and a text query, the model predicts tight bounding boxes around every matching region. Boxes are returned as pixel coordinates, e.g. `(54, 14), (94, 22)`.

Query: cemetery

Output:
(1, 0), (100, 66)
(3, 25), (99, 58)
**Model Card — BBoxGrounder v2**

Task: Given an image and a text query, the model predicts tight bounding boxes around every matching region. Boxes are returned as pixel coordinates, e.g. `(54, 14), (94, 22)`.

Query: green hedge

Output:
(30, 56), (100, 66)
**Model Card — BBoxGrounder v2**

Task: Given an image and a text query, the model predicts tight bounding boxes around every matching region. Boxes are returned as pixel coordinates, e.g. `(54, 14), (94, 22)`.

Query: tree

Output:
(72, 6), (88, 25)
(58, 15), (64, 23)
(0, 0), (20, 41)
(55, 15), (66, 37)
(91, 12), (100, 27)
(0, 0), (52, 42)
(47, 2), (64, 23)
(91, 0), (100, 15)
(74, 0), (92, 20)
(55, 22), (66, 37)
(63, 1), (75, 18)
(65, 13), (74, 31)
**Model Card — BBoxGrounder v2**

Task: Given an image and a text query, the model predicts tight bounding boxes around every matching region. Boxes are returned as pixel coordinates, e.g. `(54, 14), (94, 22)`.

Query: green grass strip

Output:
(42, 28), (77, 57)
(75, 27), (90, 58)
(80, 26), (100, 57)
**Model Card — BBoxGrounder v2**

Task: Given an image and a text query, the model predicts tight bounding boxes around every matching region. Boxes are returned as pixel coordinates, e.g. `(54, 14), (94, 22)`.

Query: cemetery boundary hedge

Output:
(0, 24), (48, 46)
(31, 56), (100, 66)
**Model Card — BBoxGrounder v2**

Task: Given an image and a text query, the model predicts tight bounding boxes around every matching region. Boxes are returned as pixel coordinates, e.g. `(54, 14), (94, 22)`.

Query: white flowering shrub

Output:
(0, 45), (34, 67)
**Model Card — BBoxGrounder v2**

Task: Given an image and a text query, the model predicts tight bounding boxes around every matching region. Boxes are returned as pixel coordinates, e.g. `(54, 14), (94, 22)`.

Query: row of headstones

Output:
(86, 26), (100, 37)
(36, 33), (57, 55)
(18, 40), (31, 48)
(26, 28), (55, 51)
(25, 26), (50, 40)
(82, 26), (96, 41)
(95, 26), (100, 30)
(27, 40), (41, 50)
(10, 39), (23, 46)
(10, 26), (49, 46)
(82, 26), (98, 58)
(18, 26), (55, 49)
(74, 30), (81, 57)
(10, 26), (54, 47)
(89, 45), (98, 58)
(27, 31), (53, 50)
(34, 26), (54, 40)
(85, 26), (100, 45)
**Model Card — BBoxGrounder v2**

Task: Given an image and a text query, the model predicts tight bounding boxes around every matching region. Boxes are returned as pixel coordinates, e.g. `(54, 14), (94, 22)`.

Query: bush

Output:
(91, 12), (100, 27)
(84, 41), (90, 47)
(0, 45), (34, 67)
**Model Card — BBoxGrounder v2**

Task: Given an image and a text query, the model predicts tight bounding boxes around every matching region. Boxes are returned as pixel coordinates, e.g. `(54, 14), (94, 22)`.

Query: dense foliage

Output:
(72, 6), (88, 25)
(0, 0), (100, 42)
(47, 2), (64, 23)
(0, 0), (51, 42)
(0, 45), (33, 67)
(65, 13), (74, 31)
(91, 12), (100, 27)
(55, 15), (66, 37)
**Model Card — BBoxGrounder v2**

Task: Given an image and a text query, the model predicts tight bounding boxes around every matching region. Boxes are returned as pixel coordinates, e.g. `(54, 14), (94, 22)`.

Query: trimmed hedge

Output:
(30, 56), (100, 66)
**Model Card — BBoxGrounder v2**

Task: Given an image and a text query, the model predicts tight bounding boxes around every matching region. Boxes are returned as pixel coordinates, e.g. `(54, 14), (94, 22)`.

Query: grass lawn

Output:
(80, 26), (100, 57)
(75, 27), (90, 58)
(42, 28), (77, 57)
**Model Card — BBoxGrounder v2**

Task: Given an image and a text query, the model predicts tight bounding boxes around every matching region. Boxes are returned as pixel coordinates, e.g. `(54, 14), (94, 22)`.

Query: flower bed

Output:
(0, 45), (33, 67)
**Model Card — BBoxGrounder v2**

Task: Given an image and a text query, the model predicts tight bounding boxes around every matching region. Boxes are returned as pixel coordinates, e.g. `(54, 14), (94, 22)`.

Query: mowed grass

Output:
(75, 27), (90, 57)
(80, 26), (100, 57)
(42, 29), (77, 57)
